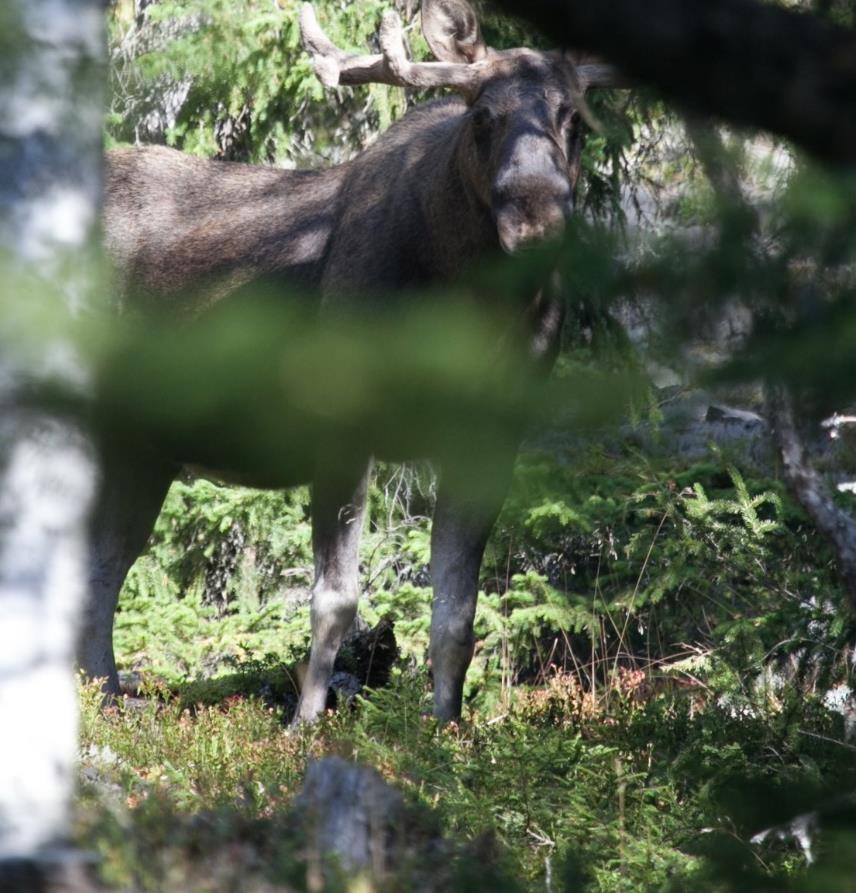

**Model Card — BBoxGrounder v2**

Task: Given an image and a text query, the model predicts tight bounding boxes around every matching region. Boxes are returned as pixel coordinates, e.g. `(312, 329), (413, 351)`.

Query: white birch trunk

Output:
(0, 0), (104, 874)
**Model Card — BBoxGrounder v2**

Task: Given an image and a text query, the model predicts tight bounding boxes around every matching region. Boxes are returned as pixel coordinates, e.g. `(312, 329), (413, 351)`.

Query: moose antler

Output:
(300, 3), (624, 97)
(299, 3), (489, 93)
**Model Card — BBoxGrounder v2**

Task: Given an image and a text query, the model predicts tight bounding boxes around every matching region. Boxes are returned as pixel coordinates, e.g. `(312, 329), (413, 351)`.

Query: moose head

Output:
(301, 0), (618, 255)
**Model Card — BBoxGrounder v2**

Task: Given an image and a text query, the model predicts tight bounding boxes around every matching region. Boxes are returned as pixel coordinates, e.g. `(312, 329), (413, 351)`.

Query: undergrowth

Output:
(115, 448), (855, 708)
(79, 445), (856, 891)
(76, 667), (856, 891)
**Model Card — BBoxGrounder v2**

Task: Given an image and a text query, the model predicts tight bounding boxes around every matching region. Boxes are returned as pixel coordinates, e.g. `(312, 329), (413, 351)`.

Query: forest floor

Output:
(75, 667), (856, 892)
(74, 446), (856, 892)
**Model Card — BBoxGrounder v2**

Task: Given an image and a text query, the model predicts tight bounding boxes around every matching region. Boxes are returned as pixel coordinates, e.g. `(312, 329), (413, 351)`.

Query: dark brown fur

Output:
(104, 147), (344, 313)
(89, 0), (592, 723)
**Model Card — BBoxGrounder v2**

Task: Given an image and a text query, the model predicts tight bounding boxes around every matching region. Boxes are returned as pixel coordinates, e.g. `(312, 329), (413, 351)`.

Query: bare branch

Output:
(683, 121), (856, 608)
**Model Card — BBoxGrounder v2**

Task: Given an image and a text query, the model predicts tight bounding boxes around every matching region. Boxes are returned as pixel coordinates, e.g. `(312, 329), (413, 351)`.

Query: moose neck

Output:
(320, 98), (500, 300)
(418, 112), (500, 281)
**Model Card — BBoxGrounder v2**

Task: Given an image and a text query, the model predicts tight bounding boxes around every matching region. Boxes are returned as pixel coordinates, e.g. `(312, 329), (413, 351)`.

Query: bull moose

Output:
(86, 0), (618, 723)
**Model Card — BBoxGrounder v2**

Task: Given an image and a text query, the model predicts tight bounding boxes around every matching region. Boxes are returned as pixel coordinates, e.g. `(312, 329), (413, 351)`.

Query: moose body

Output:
(104, 146), (342, 307)
(86, 0), (615, 722)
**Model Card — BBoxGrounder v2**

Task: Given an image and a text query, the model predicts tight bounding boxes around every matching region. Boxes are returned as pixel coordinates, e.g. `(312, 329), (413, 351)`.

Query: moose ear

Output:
(422, 0), (488, 64)
(563, 50), (625, 91)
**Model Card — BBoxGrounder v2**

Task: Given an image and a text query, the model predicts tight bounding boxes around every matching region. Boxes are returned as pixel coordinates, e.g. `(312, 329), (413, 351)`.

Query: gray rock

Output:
(625, 390), (773, 469)
(296, 757), (407, 875)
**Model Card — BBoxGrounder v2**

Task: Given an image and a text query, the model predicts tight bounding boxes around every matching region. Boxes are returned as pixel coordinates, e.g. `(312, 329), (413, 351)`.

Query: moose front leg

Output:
(294, 456), (371, 724)
(429, 449), (517, 721)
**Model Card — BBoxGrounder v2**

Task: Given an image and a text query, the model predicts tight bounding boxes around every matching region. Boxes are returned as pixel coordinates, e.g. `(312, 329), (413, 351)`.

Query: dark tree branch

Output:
(491, 0), (856, 165)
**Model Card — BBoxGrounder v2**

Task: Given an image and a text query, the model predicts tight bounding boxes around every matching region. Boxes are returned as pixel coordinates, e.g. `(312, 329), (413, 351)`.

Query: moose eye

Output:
(557, 104), (581, 131)
(472, 106), (494, 131)
(471, 106), (495, 158)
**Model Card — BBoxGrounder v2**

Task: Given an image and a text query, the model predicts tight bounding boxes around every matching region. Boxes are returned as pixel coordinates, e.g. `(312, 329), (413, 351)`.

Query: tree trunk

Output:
(766, 386), (856, 607)
(0, 0), (104, 886)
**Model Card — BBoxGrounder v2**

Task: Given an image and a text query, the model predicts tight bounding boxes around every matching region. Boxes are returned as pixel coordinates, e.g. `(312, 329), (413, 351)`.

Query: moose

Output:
(87, 0), (618, 723)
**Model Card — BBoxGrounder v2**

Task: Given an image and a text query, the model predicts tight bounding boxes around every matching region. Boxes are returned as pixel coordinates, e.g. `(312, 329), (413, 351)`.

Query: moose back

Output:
(89, 0), (616, 722)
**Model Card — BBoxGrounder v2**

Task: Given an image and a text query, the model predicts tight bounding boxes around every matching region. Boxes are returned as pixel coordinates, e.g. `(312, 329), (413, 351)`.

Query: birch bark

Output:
(0, 0), (105, 881)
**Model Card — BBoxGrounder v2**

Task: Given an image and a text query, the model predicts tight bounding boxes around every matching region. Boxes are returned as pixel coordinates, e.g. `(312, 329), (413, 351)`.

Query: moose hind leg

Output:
(79, 456), (176, 694)
(294, 457), (371, 724)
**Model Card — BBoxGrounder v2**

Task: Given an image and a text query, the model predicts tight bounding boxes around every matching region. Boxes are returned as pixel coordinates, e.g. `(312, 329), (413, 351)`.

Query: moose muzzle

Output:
(494, 193), (568, 254)
(492, 136), (573, 254)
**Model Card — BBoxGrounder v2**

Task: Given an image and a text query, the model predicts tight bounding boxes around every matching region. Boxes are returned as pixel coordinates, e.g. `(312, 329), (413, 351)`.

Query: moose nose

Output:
(495, 195), (568, 255)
